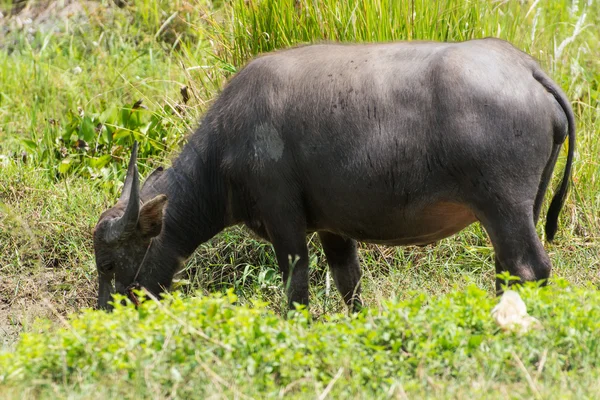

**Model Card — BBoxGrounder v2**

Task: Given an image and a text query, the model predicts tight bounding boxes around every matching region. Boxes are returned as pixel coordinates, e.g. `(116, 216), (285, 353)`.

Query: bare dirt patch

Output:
(0, 267), (95, 348)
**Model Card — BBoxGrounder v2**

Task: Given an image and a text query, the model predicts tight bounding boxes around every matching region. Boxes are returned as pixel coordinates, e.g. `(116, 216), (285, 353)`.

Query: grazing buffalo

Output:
(93, 38), (574, 311)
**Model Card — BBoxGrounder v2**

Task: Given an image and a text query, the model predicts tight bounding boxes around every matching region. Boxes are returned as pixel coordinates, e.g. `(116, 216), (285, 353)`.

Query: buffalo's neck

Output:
(143, 135), (226, 290)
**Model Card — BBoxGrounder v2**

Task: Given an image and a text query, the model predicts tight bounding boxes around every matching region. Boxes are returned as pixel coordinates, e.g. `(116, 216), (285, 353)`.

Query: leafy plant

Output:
(22, 99), (187, 180)
(2, 281), (600, 398)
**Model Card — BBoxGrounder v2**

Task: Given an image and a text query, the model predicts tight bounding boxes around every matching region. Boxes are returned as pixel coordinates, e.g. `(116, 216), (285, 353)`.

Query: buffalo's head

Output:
(93, 142), (168, 310)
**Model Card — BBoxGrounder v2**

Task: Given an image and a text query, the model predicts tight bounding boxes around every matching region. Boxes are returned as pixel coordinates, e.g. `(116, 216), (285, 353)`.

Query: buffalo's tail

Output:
(532, 70), (575, 242)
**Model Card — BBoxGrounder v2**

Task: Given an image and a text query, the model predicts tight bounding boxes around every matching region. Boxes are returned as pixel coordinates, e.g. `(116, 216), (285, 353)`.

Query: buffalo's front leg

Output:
(268, 225), (310, 310)
(319, 232), (363, 312)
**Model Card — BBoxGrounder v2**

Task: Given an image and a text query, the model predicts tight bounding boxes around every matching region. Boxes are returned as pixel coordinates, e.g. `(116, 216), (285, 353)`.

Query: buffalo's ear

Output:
(138, 194), (168, 237)
(142, 166), (164, 194)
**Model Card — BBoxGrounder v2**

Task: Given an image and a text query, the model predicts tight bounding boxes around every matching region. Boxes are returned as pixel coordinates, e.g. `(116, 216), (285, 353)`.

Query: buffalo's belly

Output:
(314, 201), (478, 246)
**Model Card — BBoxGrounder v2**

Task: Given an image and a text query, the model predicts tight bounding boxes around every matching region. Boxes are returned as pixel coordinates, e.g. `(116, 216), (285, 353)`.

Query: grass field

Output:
(0, 0), (599, 398)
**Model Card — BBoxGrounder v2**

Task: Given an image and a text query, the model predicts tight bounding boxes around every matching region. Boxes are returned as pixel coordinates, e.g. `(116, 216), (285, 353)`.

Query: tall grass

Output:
(220, 0), (523, 64)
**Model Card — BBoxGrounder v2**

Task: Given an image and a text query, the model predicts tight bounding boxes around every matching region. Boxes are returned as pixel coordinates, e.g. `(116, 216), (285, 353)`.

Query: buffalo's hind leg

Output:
(478, 205), (551, 292)
(318, 232), (363, 312)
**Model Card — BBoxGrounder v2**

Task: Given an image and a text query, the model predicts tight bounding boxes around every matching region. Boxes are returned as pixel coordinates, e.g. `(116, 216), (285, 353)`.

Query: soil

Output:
(0, 268), (95, 348)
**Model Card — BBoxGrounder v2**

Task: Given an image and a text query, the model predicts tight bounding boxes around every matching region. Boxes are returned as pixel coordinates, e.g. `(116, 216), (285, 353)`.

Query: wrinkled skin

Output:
(93, 38), (575, 312)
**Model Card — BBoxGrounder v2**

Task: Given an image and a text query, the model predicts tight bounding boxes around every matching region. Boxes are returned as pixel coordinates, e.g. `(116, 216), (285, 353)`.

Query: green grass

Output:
(0, 0), (599, 397)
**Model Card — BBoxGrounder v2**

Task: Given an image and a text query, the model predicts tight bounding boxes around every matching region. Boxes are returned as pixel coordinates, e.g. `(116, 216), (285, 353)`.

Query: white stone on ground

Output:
(492, 290), (542, 333)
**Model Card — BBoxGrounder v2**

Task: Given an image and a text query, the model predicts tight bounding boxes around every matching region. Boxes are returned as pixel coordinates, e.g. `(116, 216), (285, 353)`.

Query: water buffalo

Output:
(93, 38), (574, 311)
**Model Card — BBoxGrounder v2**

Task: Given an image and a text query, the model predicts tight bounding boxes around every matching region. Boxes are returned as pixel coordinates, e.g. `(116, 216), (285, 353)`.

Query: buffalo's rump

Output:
(216, 39), (567, 245)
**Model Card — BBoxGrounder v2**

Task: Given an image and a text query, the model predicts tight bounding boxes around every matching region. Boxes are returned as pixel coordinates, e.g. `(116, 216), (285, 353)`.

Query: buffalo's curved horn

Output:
(104, 142), (140, 243)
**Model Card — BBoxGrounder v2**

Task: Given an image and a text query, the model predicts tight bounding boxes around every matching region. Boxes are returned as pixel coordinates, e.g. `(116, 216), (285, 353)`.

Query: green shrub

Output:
(2, 281), (600, 398)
